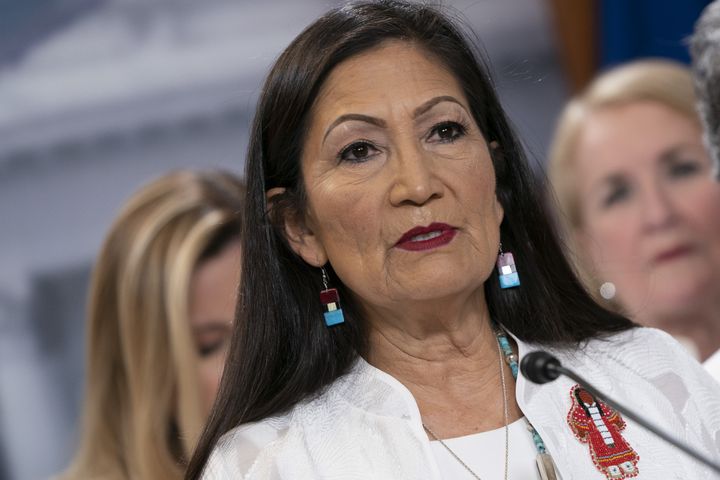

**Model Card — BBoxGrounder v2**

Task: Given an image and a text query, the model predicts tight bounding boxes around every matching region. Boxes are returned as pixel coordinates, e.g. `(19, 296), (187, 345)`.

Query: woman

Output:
(188, 3), (720, 479)
(60, 170), (244, 479)
(548, 60), (720, 364)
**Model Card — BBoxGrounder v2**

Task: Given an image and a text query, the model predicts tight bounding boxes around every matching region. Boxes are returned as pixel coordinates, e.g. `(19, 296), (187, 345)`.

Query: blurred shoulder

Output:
(201, 415), (291, 479)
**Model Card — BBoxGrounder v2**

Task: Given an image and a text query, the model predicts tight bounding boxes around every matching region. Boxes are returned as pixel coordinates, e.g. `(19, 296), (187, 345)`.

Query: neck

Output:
(640, 303), (720, 361)
(364, 289), (522, 438)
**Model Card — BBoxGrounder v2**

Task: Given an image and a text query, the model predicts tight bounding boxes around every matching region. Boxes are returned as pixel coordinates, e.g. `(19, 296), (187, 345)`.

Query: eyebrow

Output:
(658, 144), (697, 164)
(322, 95), (466, 142)
(413, 95), (465, 118)
(594, 144), (698, 194)
(323, 114), (386, 142)
(588, 170), (626, 202)
(600, 173), (626, 189)
(192, 322), (232, 335)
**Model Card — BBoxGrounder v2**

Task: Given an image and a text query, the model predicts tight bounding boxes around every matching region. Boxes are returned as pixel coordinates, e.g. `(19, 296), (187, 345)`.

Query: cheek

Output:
(450, 149), (500, 217)
(196, 354), (225, 412)
(461, 182), (502, 251)
(582, 216), (638, 269)
(312, 185), (385, 262)
(678, 183), (720, 245)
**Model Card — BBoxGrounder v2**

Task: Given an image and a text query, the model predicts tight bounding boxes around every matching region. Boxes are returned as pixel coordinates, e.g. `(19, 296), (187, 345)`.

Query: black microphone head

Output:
(520, 351), (562, 384)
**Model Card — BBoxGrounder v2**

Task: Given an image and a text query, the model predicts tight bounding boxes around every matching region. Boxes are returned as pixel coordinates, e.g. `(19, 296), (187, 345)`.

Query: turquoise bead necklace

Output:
(496, 327), (558, 480)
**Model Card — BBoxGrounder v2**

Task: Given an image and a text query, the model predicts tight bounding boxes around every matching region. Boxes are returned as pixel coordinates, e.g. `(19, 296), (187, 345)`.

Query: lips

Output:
(395, 222), (457, 252)
(653, 245), (694, 264)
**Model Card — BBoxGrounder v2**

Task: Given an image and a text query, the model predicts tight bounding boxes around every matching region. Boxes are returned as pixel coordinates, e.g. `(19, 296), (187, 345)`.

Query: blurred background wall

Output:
(0, 0), (708, 478)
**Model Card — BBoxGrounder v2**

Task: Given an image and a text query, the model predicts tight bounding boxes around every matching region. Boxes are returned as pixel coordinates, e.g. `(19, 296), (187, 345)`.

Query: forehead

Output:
(311, 41), (469, 119)
(576, 101), (702, 171)
(188, 241), (241, 327)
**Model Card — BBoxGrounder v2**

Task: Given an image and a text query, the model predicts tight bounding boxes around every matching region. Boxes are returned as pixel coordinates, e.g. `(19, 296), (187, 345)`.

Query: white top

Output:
(429, 417), (538, 479)
(202, 328), (720, 479)
(704, 349), (720, 383)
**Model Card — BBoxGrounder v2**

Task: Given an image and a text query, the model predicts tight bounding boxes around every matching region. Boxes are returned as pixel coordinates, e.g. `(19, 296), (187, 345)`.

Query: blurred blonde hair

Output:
(547, 59), (699, 303)
(60, 170), (245, 480)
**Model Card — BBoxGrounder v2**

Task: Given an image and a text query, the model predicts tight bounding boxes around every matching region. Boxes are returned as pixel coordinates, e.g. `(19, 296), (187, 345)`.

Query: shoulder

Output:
(704, 349), (720, 383)
(201, 416), (292, 479)
(200, 364), (367, 479)
(541, 327), (720, 419)
(560, 326), (720, 420)
(570, 326), (697, 364)
(524, 327), (720, 469)
(199, 359), (419, 479)
(587, 324), (677, 346)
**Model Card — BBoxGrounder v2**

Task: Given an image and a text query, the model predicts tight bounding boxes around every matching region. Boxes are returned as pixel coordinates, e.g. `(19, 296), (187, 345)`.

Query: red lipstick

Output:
(395, 222), (457, 252)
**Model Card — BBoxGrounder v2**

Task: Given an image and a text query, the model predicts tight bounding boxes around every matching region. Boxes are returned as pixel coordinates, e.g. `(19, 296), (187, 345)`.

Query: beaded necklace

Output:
(496, 328), (558, 480)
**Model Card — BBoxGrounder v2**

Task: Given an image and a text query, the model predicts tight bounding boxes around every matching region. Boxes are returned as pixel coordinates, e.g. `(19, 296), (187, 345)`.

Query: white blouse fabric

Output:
(429, 417), (538, 479)
(202, 327), (720, 479)
(705, 349), (720, 383)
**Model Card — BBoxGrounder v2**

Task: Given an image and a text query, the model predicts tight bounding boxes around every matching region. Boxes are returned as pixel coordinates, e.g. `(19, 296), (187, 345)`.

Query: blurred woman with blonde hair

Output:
(59, 170), (244, 479)
(548, 60), (720, 362)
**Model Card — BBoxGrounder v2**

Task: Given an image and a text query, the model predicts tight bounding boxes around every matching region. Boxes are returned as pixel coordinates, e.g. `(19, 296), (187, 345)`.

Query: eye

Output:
(198, 338), (227, 358)
(338, 140), (379, 163)
(668, 160), (701, 178)
(427, 121), (467, 143)
(602, 183), (631, 208)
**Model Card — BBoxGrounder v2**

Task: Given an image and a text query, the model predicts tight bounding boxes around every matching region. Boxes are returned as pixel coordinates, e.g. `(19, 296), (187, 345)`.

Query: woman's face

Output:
(574, 101), (720, 322)
(289, 41), (503, 313)
(188, 240), (241, 417)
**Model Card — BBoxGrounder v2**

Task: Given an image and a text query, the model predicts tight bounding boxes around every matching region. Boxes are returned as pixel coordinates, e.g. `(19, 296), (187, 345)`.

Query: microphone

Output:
(519, 350), (561, 384)
(520, 351), (720, 474)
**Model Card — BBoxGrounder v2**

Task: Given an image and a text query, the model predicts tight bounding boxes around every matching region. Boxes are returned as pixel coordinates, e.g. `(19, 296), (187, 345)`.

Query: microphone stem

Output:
(555, 365), (720, 474)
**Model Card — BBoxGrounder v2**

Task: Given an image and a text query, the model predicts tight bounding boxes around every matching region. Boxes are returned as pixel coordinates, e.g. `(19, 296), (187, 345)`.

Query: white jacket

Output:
(705, 349), (720, 384)
(203, 327), (720, 479)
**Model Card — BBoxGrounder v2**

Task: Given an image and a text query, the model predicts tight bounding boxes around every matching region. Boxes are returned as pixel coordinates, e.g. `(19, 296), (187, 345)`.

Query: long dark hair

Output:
(186, 2), (633, 476)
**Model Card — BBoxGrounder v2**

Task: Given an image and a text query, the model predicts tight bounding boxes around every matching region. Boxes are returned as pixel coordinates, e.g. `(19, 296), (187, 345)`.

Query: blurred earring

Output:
(599, 282), (616, 300)
(497, 242), (520, 289)
(320, 266), (345, 326)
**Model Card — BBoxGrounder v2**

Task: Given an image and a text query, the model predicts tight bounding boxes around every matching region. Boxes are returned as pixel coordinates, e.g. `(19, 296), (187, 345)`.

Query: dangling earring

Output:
(497, 242), (520, 289)
(320, 266), (345, 326)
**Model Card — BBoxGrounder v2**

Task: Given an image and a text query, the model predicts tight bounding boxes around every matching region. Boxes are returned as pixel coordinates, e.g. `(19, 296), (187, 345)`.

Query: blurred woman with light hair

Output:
(59, 170), (244, 479)
(548, 60), (720, 363)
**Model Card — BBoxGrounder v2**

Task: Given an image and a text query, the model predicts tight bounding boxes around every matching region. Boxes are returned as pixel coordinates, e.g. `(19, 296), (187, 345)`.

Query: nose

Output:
(640, 181), (677, 232)
(388, 144), (443, 207)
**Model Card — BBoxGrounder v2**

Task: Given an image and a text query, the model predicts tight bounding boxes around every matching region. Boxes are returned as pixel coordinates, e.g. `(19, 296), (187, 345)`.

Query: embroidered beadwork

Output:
(567, 385), (640, 479)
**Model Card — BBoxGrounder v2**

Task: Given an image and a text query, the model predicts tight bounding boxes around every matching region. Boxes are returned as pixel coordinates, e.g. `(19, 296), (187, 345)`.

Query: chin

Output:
(643, 283), (715, 318)
(646, 262), (714, 298)
(381, 258), (493, 305)
(401, 275), (484, 303)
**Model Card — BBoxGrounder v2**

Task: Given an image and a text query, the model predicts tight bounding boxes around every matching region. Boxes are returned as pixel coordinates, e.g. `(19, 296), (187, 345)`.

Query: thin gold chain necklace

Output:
(422, 336), (509, 480)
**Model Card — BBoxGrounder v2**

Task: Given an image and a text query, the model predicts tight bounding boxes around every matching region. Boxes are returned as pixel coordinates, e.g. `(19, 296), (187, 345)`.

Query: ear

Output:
(493, 194), (505, 226)
(266, 187), (328, 267)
